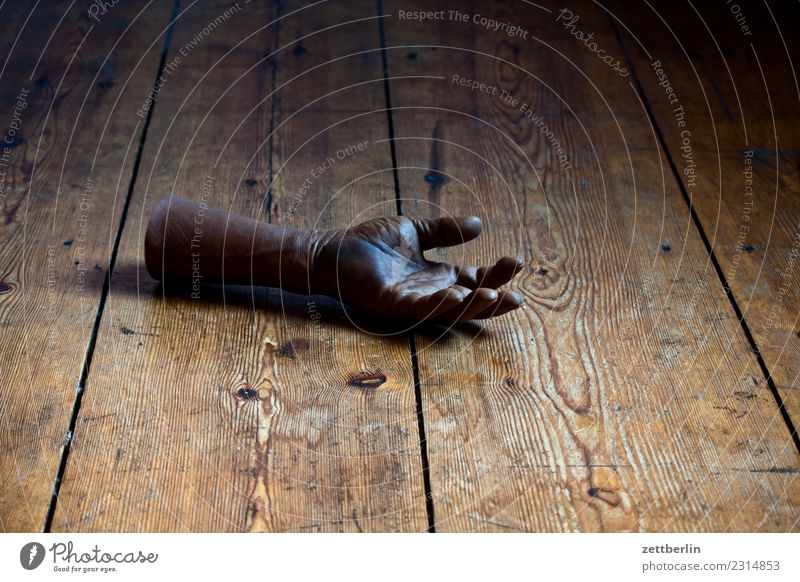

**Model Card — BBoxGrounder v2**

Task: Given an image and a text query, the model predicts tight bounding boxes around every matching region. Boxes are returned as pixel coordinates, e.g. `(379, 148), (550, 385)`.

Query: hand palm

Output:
(316, 216), (523, 323)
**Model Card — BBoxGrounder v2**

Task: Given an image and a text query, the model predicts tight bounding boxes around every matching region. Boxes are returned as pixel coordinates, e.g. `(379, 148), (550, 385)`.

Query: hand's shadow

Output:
(110, 262), (488, 342)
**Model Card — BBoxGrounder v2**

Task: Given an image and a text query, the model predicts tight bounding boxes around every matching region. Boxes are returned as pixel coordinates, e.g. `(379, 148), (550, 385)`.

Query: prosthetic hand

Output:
(145, 195), (523, 323)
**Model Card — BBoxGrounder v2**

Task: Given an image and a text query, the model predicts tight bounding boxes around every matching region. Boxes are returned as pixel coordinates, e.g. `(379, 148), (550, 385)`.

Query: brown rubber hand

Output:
(312, 216), (524, 323)
(145, 195), (524, 323)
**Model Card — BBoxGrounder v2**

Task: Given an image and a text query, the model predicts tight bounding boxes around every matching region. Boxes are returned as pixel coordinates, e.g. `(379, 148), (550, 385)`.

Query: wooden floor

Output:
(1, 0), (798, 532)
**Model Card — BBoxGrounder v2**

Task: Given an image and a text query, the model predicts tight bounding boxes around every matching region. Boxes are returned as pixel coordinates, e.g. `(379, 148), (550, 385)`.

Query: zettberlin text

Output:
(642, 544), (701, 554)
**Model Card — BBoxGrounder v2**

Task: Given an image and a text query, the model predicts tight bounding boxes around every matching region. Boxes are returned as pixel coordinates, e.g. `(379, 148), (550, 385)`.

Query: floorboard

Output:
(383, 0), (800, 531)
(0, 0), (172, 532)
(51, 0), (428, 532)
(2, 0), (797, 533)
(610, 0), (800, 426)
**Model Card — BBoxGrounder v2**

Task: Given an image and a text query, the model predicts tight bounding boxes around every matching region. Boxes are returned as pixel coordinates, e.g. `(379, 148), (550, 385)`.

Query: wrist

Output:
(306, 228), (341, 297)
(253, 224), (339, 296)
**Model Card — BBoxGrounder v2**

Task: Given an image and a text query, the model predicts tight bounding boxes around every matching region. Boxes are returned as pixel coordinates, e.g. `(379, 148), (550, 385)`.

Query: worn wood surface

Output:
(383, 0), (800, 531)
(610, 0), (800, 424)
(0, 1), (170, 531)
(51, 0), (427, 532)
(1, 0), (798, 532)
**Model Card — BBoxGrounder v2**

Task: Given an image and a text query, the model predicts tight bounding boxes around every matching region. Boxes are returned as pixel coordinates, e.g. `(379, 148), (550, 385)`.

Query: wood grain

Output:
(383, 0), (800, 531)
(0, 1), (171, 531)
(609, 0), (800, 424)
(51, 0), (428, 532)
